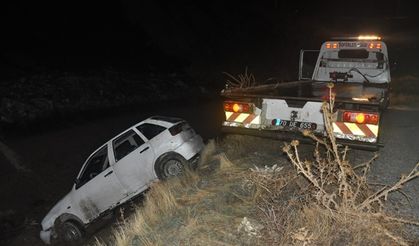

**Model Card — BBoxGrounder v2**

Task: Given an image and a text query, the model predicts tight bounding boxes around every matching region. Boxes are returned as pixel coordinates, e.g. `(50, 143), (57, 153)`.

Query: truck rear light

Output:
(368, 42), (382, 49)
(223, 101), (252, 113)
(326, 42), (338, 49)
(343, 111), (379, 125)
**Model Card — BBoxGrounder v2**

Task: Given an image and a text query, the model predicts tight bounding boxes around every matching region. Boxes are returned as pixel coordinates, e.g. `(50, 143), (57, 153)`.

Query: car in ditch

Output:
(40, 116), (204, 244)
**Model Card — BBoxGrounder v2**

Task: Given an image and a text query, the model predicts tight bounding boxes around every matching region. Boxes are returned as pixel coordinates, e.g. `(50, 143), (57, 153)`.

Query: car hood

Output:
(41, 190), (73, 230)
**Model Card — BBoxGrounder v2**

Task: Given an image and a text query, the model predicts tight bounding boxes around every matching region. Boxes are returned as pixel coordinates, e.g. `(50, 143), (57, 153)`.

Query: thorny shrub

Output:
(281, 83), (419, 245)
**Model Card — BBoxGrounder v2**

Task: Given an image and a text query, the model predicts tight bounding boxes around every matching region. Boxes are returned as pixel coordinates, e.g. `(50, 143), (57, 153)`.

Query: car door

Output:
(73, 144), (127, 222)
(110, 129), (156, 195)
(299, 49), (320, 80)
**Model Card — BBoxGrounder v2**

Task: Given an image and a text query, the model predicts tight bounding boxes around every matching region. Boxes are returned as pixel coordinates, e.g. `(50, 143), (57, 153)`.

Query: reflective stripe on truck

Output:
(225, 112), (261, 125)
(223, 98), (381, 144)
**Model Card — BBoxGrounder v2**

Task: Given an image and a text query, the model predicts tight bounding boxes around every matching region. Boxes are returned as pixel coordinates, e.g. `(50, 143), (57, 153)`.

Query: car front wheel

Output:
(58, 221), (84, 244)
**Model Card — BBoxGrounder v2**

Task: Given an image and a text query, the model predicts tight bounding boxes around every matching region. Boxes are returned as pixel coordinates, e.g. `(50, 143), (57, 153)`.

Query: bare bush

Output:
(223, 67), (257, 89)
(281, 83), (419, 245)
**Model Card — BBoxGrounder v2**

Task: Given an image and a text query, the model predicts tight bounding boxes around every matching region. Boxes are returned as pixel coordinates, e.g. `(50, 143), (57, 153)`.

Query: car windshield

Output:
(320, 49), (386, 70)
(323, 49), (384, 62)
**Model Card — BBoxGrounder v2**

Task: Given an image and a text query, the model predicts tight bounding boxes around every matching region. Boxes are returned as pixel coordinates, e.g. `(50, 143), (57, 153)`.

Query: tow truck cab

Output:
(301, 36), (390, 84)
(221, 36), (390, 150)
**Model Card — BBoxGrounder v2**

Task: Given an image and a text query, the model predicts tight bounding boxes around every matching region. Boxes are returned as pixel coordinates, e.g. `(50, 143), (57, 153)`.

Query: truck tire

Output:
(380, 96), (390, 110)
(155, 153), (187, 180)
(57, 220), (84, 244)
(385, 96), (390, 109)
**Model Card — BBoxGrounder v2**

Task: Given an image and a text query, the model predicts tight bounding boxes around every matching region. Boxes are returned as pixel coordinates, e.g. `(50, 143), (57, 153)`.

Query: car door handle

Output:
(104, 170), (113, 177)
(140, 147), (149, 154)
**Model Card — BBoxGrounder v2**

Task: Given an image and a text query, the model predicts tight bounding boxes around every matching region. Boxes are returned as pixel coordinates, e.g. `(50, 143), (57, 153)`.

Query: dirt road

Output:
(1, 98), (418, 245)
(368, 107), (419, 218)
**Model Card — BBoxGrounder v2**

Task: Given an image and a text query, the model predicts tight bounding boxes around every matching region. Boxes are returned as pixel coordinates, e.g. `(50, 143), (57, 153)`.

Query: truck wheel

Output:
(385, 96), (390, 109)
(58, 221), (84, 244)
(380, 96), (390, 110)
(155, 154), (187, 180)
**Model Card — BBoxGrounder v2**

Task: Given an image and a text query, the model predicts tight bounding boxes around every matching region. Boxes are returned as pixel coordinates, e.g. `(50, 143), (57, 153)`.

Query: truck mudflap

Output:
(221, 125), (382, 151)
(332, 122), (378, 143)
(224, 112), (261, 128)
(225, 112), (261, 126)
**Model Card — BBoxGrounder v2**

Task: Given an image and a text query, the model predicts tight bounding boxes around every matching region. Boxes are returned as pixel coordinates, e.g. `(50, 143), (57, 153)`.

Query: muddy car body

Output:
(40, 116), (204, 244)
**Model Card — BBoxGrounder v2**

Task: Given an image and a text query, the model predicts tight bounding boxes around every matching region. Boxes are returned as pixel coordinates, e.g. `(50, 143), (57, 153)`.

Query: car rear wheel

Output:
(58, 221), (84, 243)
(155, 154), (187, 180)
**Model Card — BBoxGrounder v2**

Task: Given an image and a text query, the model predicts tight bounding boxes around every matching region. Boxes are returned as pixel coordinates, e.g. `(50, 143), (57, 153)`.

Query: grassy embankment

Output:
(95, 84), (418, 246)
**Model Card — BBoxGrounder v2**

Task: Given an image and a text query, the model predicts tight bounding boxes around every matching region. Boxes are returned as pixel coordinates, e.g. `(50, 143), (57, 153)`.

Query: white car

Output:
(40, 116), (204, 244)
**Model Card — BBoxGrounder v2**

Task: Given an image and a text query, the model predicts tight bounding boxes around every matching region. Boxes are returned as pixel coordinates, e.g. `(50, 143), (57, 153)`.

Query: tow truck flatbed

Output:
(222, 80), (388, 107)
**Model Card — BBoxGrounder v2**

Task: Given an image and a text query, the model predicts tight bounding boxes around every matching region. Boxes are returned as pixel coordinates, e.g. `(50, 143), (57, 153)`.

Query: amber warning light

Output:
(368, 42), (382, 49)
(224, 102), (252, 113)
(358, 35), (381, 41)
(326, 42), (339, 49)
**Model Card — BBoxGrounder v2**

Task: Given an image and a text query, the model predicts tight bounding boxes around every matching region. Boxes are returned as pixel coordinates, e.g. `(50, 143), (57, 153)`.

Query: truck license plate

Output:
(280, 120), (317, 130)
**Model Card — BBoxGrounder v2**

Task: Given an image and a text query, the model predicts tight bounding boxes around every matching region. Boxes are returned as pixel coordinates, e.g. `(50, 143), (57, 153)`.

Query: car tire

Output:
(155, 153), (187, 180)
(57, 220), (84, 244)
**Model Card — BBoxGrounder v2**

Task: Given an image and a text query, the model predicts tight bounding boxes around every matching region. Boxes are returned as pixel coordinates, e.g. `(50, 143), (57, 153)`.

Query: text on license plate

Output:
(279, 120), (317, 130)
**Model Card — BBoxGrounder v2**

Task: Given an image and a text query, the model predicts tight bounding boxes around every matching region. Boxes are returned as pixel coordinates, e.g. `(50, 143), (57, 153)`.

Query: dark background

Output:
(1, 0), (418, 83)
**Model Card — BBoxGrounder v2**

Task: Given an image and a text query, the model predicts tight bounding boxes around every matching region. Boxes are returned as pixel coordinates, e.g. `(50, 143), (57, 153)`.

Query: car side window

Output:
(136, 123), (166, 140)
(113, 129), (145, 162)
(78, 146), (109, 187)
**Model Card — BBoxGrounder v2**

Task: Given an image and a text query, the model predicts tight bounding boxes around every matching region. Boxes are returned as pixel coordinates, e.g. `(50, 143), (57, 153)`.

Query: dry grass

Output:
(282, 205), (411, 245)
(280, 83), (419, 245)
(92, 141), (269, 246)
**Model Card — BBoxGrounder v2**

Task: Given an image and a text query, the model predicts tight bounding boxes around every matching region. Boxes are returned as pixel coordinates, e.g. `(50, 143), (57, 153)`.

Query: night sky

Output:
(1, 1), (418, 80)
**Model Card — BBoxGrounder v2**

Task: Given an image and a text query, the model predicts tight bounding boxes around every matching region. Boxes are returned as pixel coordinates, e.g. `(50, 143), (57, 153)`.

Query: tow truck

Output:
(221, 35), (390, 150)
